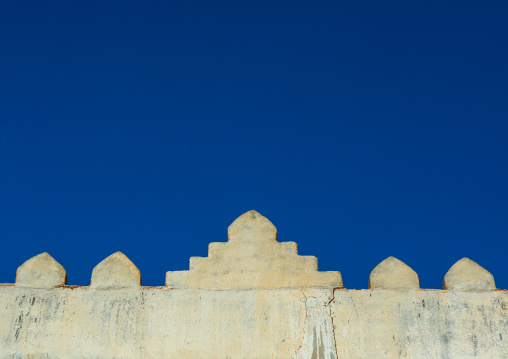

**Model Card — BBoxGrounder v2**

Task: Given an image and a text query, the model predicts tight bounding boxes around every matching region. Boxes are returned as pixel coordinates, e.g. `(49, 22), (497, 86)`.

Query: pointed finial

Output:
(90, 252), (141, 289)
(227, 210), (277, 243)
(443, 257), (495, 291)
(369, 257), (419, 290)
(16, 252), (66, 288)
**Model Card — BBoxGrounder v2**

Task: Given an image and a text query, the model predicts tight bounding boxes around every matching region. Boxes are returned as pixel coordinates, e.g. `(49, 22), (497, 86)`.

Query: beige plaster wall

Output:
(0, 285), (506, 358)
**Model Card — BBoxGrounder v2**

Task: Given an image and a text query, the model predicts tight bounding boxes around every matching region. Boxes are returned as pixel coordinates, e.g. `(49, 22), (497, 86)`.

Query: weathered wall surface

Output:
(1, 211), (506, 358)
(332, 289), (507, 359)
(1, 286), (506, 358)
(0, 286), (328, 358)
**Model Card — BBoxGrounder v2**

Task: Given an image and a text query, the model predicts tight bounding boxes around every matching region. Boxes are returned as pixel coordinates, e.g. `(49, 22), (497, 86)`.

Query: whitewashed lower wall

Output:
(0, 285), (506, 359)
(332, 289), (508, 359)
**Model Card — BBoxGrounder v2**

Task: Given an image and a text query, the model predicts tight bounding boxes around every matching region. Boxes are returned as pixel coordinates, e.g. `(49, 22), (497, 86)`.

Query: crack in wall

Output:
(293, 289), (338, 359)
(326, 289), (339, 359)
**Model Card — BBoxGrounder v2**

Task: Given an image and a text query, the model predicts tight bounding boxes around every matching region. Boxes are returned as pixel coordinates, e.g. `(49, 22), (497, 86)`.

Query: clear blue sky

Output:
(1, 1), (507, 289)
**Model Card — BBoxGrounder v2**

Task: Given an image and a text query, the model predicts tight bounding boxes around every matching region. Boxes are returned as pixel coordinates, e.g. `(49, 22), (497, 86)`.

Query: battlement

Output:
(0, 211), (506, 358)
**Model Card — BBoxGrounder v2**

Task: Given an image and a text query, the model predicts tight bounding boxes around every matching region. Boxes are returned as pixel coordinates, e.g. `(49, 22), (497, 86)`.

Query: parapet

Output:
(0, 210), (506, 358)
(166, 210), (343, 289)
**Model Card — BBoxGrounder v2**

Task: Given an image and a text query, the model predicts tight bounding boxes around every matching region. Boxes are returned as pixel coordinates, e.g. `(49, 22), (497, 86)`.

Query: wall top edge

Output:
(1, 283), (506, 294)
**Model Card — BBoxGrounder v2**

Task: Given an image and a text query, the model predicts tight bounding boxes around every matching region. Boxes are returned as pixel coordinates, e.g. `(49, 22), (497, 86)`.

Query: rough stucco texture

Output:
(0, 286), (507, 358)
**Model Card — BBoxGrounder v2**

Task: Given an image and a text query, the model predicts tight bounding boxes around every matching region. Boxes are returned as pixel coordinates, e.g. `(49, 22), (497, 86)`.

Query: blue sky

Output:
(1, 1), (507, 289)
